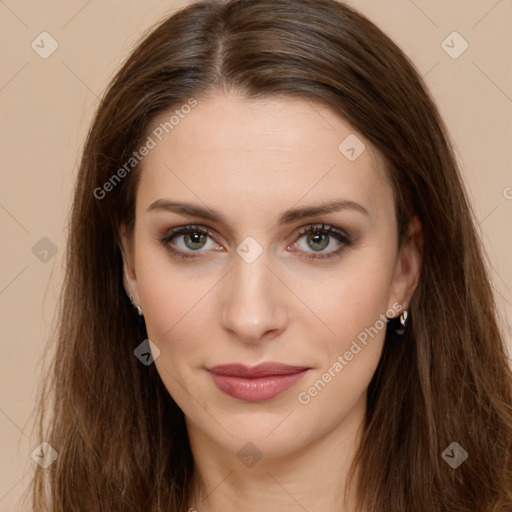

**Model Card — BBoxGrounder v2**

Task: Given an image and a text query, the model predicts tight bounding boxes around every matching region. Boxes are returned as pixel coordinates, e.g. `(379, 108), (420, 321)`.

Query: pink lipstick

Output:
(207, 362), (310, 403)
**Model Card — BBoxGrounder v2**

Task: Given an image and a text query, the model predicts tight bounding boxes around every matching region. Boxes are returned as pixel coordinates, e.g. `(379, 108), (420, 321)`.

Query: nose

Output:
(221, 250), (288, 345)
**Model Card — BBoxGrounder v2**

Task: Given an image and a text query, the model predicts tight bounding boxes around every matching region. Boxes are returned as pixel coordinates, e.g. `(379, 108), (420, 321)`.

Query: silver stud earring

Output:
(395, 309), (408, 335)
(123, 268), (143, 316)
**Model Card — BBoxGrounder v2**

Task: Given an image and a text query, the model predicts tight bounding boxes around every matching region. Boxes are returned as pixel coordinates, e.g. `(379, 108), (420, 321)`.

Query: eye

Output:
(159, 224), (219, 260)
(158, 223), (351, 261)
(291, 223), (351, 260)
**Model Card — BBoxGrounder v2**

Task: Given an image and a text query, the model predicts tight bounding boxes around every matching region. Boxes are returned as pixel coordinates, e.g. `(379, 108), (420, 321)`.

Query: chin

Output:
(198, 410), (316, 459)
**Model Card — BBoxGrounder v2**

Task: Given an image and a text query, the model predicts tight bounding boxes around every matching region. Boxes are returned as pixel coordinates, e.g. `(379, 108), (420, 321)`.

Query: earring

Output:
(395, 309), (408, 335)
(123, 268), (143, 316)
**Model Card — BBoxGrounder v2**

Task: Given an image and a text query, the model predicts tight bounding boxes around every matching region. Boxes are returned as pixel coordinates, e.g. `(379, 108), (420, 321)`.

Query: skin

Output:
(120, 92), (422, 511)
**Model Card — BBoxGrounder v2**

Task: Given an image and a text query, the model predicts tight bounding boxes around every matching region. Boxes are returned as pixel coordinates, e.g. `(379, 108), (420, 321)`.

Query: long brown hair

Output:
(26, 0), (512, 510)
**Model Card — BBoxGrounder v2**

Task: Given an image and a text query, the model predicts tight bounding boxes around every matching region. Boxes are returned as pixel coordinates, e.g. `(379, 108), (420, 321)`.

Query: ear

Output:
(387, 215), (423, 315)
(119, 221), (142, 307)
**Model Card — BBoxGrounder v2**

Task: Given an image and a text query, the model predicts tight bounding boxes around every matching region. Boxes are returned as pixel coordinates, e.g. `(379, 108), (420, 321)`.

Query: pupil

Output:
(308, 232), (328, 251)
(186, 232), (205, 249)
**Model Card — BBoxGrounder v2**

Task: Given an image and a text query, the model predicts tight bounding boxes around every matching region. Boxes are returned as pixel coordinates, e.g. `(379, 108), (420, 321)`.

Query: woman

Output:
(28, 0), (512, 510)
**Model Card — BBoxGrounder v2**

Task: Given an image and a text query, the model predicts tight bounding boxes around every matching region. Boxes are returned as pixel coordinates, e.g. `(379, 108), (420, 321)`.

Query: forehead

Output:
(136, 93), (393, 225)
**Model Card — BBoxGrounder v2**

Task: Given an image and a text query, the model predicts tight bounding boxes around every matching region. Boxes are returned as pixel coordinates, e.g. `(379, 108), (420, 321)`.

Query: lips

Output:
(207, 362), (310, 402)
(208, 362), (310, 377)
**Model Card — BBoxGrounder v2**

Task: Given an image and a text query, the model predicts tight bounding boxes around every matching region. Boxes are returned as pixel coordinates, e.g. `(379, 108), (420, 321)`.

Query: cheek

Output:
(293, 267), (393, 414)
(134, 247), (218, 365)
(139, 278), (207, 349)
(137, 270), (180, 338)
(291, 252), (396, 347)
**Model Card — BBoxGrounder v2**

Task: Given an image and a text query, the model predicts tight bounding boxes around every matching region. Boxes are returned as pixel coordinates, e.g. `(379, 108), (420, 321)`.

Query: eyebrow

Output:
(146, 199), (369, 226)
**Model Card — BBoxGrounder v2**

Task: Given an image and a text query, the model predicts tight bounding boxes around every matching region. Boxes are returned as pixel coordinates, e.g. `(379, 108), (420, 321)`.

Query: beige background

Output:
(0, 0), (511, 509)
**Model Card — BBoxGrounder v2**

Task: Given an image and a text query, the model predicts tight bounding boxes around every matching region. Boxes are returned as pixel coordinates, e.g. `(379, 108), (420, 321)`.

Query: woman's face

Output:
(121, 92), (421, 458)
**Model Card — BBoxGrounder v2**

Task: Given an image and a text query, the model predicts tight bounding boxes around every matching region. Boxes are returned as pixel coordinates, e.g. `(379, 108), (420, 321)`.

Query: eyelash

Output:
(159, 223), (351, 261)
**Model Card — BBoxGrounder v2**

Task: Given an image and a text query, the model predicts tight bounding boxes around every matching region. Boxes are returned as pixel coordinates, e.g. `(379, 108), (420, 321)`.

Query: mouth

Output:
(206, 362), (311, 403)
